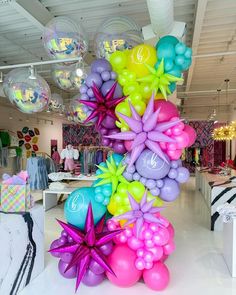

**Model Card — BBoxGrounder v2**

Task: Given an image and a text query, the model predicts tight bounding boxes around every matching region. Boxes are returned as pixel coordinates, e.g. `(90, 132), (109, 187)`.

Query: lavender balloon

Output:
(101, 80), (123, 98)
(89, 259), (105, 275)
(176, 167), (190, 183)
(50, 240), (61, 258)
(85, 72), (103, 88)
(160, 178), (180, 202)
(91, 58), (112, 73)
(58, 260), (77, 279)
(135, 149), (170, 180)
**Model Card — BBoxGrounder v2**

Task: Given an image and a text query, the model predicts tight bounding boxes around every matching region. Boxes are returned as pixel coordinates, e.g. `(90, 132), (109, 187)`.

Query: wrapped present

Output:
(1, 184), (32, 212)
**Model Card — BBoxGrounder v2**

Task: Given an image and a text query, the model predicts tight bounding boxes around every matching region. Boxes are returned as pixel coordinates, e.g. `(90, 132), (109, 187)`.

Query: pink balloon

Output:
(167, 223), (175, 239)
(143, 262), (170, 291)
(149, 246), (163, 261)
(167, 149), (182, 160)
(163, 240), (175, 255)
(135, 257), (146, 270)
(184, 125), (197, 147)
(173, 131), (189, 149)
(124, 140), (133, 152)
(153, 227), (170, 246)
(106, 245), (142, 287)
(160, 254), (168, 262)
(154, 100), (179, 123)
(128, 236), (144, 250)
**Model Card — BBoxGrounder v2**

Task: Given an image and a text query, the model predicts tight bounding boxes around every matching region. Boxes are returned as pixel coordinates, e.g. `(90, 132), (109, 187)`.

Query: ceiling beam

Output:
(9, 0), (53, 32)
(186, 0), (208, 91)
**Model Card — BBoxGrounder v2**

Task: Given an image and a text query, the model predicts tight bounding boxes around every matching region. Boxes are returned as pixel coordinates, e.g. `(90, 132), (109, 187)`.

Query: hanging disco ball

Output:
(42, 17), (88, 60)
(3, 68), (50, 114)
(50, 93), (64, 109)
(94, 15), (143, 59)
(52, 62), (87, 91)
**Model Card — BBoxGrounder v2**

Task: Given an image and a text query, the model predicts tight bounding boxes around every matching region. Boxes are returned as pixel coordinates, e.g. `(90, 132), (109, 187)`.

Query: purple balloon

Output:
(91, 58), (112, 74)
(102, 115), (116, 129)
(176, 167), (190, 183)
(58, 236), (67, 246)
(160, 178), (180, 202)
(89, 259), (105, 275)
(123, 171), (133, 181)
(133, 172), (141, 181)
(140, 177), (147, 185)
(50, 240), (61, 258)
(108, 128), (119, 136)
(101, 137), (110, 146)
(99, 241), (113, 255)
(156, 179), (164, 188)
(110, 71), (117, 80)
(135, 149), (170, 180)
(177, 159), (183, 167)
(127, 165), (136, 174)
(170, 160), (179, 169)
(146, 179), (156, 189)
(80, 84), (88, 94)
(68, 236), (74, 243)
(86, 73), (103, 88)
(101, 71), (111, 81)
(101, 80), (123, 98)
(113, 141), (127, 154)
(87, 88), (94, 97)
(168, 168), (178, 179)
(82, 269), (105, 286)
(61, 230), (68, 237)
(60, 252), (73, 263)
(58, 259), (77, 279)
(150, 187), (160, 196)
(99, 127), (108, 135)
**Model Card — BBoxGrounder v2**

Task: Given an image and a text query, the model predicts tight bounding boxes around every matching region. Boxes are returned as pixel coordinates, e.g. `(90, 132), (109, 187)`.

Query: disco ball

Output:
(42, 16), (88, 60)
(50, 93), (64, 109)
(94, 15), (143, 59)
(3, 68), (50, 114)
(70, 95), (95, 125)
(52, 62), (87, 91)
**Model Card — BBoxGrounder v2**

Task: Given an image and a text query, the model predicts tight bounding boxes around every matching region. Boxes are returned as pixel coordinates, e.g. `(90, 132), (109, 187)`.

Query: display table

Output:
(196, 168), (236, 231)
(223, 217), (236, 277)
(43, 187), (75, 211)
(0, 205), (44, 294)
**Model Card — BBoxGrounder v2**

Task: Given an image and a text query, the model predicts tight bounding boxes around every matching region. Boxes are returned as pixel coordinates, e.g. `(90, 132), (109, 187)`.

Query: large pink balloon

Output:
(143, 262), (170, 291)
(184, 125), (197, 147)
(106, 245), (142, 287)
(154, 100), (179, 122)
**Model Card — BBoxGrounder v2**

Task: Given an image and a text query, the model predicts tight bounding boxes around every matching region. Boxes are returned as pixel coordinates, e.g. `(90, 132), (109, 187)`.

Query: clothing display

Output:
(60, 144), (79, 171)
(0, 131), (11, 147)
(26, 157), (48, 190)
(52, 150), (60, 164)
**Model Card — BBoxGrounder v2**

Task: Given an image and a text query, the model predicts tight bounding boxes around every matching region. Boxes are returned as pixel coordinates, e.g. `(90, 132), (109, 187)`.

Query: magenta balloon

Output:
(101, 137), (110, 146)
(184, 125), (197, 147)
(58, 259), (77, 279)
(102, 115), (116, 129)
(135, 149), (170, 180)
(82, 269), (105, 286)
(101, 80), (123, 98)
(160, 178), (180, 202)
(113, 141), (127, 154)
(91, 58), (112, 74)
(85, 72), (103, 88)
(143, 262), (170, 291)
(60, 252), (73, 263)
(50, 240), (61, 258)
(89, 259), (105, 275)
(154, 100), (179, 122)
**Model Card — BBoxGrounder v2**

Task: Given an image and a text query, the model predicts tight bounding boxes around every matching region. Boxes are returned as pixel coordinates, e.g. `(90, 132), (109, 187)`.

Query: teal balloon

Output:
(108, 153), (123, 166)
(181, 58), (192, 71)
(184, 48), (192, 59)
(164, 58), (174, 72)
(175, 42), (187, 55)
(167, 65), (182, 78)
(169, 82), (176, 93)
(157, 43), (176, 60)
(175, 55), (185, 67)
(64, 187), (106, 229)
(156, 35), (179, 48)
(154, 60), (161, 70)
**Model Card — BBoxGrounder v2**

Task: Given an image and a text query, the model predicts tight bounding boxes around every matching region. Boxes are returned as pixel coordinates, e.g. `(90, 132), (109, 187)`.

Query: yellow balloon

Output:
(127, 44), (157, 78)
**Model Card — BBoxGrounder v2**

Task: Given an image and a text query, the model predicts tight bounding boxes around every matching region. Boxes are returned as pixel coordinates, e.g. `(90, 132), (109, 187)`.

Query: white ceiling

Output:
(0, 0), (235, 121)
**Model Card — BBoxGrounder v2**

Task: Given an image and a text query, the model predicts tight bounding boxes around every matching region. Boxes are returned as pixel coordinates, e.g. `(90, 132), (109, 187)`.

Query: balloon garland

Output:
(50, 35), (196, 291)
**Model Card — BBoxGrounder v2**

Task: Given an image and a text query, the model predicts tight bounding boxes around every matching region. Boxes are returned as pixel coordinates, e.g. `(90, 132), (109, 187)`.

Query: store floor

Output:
(20, 177), (236, 295)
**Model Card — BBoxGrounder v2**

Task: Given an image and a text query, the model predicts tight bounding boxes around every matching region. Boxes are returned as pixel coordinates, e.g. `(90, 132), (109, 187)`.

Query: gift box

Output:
(0, 184), (32, 212)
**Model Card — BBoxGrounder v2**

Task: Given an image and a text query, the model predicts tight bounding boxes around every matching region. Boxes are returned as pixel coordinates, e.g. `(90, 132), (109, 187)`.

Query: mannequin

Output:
(60, 144), (79, 172)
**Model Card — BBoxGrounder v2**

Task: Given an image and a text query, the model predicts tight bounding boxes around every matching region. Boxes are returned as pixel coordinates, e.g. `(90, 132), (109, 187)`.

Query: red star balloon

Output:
(49, 204), (123, 291)
(80, 82), (126, 129)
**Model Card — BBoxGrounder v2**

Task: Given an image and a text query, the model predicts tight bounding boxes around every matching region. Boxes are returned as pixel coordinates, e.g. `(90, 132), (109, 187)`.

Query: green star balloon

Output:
(137, 59), (183, 99)
(95, 155), (128, 194)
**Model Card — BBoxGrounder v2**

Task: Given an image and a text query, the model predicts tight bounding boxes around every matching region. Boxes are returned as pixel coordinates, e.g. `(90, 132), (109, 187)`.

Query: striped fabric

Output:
(1, 184), (31, 212)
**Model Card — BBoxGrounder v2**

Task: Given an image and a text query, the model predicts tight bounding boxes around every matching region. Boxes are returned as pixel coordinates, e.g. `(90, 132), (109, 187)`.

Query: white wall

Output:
(0, 104), (65, 155)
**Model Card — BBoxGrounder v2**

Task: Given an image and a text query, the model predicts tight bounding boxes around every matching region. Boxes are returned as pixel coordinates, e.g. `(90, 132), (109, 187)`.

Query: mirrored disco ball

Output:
(42, 16), (88, 60)
(52, 62), (87, 91)
(70, 94), (95, 125)
(3, 68), (50, 114)
(94, 15), (143, 59)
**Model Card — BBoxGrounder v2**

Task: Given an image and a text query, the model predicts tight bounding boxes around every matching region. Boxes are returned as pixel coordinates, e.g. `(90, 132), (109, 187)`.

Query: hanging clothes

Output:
(26, 157), (48, 190)
(0, 131), (11, 147)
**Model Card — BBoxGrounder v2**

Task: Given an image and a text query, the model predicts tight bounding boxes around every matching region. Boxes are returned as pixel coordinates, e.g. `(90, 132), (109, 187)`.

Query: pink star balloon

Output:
(106, 93), (183, 167)
(49, 204), (123, 292)
(80, 82), (126, 129)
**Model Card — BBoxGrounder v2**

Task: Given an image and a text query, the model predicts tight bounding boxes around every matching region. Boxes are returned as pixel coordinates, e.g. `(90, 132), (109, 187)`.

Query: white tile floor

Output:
(20, 177), (236, 295)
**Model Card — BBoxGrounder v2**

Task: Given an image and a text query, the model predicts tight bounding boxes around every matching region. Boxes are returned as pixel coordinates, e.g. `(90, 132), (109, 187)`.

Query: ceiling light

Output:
(29, 65), (36, 80)
(76, 68), (83, 77)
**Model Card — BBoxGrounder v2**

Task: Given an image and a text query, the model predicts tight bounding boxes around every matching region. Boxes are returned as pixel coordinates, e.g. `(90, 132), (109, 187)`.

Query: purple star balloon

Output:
(80, 82), (126, 129)
(114, 191), (165, 238)
(106, 93), (183, 167)
(49, 204), (123, 292)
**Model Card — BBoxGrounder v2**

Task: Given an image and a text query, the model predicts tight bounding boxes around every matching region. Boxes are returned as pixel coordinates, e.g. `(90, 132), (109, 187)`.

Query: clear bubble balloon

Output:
(3, 68), (50, 114)
(70, 95), (95, 125)
(42, 16), (88, 60)
(94, 16), (143, 59)
(52, 62), (87, 91)
(50, 93), (64, 109)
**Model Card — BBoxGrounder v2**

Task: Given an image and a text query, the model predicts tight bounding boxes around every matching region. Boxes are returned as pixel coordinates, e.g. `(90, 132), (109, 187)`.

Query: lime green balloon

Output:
(115, 101), (131, 116)
(123, 82), (140, 96)
(110, 51), (127, 72)
(140, 83), (153, 100)
(129, 92), (142, 103)
(128, 181), (145, 200)
(118, 75), (127, 86)
(130, 100), (146, 116)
